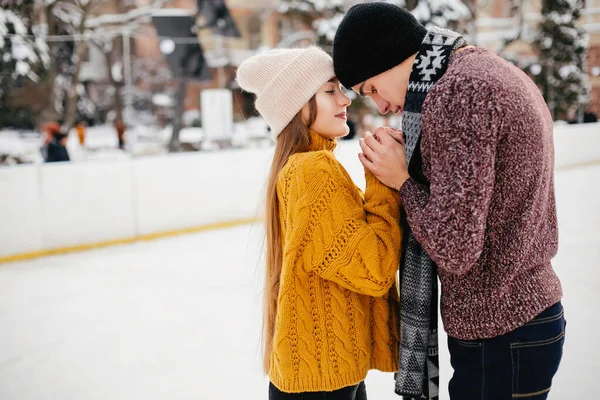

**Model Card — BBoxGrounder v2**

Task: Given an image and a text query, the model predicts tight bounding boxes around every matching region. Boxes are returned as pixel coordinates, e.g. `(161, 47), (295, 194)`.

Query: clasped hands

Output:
(358, 126), (410, 191)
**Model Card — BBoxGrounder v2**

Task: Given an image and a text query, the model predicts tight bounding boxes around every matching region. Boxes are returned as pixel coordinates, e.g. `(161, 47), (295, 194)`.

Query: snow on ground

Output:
(0, 163), (598, 399)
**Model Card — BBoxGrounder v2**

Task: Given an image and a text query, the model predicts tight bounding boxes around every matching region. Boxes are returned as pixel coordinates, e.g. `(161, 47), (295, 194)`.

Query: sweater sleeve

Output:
(399, 79), (499, 275)
(284, 151), (402, 297)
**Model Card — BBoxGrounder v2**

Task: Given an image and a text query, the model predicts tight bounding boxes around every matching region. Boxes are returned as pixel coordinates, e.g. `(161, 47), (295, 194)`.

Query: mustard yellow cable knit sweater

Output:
(269, 130), (402, 393)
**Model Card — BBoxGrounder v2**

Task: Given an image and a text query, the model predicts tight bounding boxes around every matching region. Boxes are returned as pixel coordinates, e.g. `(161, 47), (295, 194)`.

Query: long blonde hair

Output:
(263, 96), (318, 373)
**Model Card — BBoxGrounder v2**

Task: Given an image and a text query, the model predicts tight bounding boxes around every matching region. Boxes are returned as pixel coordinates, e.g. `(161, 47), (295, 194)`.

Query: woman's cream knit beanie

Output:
(236, 46), (334, 140)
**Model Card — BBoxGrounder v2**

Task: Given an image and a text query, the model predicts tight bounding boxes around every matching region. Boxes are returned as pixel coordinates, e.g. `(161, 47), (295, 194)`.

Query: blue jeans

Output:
(448, 302), (566, 399)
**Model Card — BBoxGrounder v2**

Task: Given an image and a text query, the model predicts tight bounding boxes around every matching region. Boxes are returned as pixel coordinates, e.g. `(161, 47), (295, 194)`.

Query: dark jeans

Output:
(269, 381), (367, 400)
(448, 302), (566, 400)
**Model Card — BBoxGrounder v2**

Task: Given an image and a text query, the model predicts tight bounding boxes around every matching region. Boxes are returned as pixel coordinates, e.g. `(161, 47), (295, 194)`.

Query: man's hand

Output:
(359, 127), (410, 191)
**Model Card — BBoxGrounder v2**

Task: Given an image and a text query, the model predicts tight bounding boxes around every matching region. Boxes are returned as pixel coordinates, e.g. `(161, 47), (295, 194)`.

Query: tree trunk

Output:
(169, 78), (187, 152)
(63, 5), (91, 132)
(42, 3), (59, 123)
(63, 39), (88, 131)
(102, 41), (124, 124)
(114, 83), (124, 123)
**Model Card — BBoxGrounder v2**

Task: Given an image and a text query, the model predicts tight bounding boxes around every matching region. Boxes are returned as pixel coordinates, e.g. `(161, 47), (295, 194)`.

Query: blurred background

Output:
(0, 0), (598, 399)
(0, 0), (598, 163)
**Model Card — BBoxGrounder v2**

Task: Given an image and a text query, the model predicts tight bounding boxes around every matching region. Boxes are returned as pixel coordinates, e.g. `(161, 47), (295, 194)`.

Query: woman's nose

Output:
(339, 92), (351, 106)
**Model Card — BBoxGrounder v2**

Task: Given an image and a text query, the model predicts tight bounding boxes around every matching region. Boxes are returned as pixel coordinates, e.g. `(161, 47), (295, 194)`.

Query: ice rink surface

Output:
(0, 165), (598, 399)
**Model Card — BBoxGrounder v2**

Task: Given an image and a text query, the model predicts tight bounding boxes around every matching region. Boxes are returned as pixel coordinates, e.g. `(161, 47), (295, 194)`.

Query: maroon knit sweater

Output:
(399, 47), (563, 340)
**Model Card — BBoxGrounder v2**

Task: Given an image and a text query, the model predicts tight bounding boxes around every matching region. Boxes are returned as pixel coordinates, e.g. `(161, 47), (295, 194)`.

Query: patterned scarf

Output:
(395, 27), (467, 400)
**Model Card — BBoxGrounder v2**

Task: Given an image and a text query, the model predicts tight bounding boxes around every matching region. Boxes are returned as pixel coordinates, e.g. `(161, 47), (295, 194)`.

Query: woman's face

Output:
(302, 78), (352, 139)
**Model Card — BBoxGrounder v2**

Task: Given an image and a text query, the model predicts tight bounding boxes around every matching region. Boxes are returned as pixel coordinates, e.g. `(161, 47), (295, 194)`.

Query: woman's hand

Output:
(359, 127), (409, 191)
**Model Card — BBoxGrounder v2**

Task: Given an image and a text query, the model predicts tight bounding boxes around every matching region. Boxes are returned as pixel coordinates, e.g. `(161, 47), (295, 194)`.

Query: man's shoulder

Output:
(436, 47), (522, 92)
(424, 47), (529, 111)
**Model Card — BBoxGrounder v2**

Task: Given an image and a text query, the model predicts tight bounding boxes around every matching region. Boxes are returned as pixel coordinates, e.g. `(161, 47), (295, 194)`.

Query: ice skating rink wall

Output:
(0, 123), (598, 261)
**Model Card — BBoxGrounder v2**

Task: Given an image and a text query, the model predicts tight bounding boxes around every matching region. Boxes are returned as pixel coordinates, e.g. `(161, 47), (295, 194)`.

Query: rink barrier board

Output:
(1, 159), (599, 265)
(1, 123), (599, 265)
(553, 159), (600, 172)
(0, 217), (260, 264)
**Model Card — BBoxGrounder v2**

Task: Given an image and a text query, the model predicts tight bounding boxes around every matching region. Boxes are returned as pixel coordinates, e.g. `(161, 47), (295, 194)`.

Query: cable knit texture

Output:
(236, 47), (334, 140)
(269, 130), (402, 393)
(399, 47), (563, 340)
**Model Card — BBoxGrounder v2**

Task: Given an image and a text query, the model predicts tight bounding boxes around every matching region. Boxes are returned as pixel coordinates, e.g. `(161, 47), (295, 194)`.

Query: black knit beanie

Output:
(333, 2), (428, 89)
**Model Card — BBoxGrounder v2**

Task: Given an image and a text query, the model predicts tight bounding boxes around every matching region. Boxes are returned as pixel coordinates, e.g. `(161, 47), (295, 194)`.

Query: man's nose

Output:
(374, 98), (390, 115)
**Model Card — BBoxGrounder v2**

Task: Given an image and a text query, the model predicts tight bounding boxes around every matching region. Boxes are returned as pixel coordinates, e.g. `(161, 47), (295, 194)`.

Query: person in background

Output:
(75, 121), (86, 146)
(43, 122), (70, 163)
(114, 119), (126, 150)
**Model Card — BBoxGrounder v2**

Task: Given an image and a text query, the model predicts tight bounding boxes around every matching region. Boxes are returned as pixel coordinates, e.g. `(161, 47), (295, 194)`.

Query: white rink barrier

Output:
(0, 123), (598, 260)
(552, 123), (600, 169)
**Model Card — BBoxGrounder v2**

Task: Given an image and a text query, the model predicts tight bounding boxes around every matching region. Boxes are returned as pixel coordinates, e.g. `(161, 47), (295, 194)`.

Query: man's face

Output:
(352, 53), (417, 115)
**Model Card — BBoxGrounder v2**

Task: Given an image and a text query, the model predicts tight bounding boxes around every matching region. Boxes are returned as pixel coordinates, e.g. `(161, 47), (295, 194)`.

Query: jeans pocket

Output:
(510, 305), (566, 399)
(448, 336), (484, 399)
(451, 337), (483, 348)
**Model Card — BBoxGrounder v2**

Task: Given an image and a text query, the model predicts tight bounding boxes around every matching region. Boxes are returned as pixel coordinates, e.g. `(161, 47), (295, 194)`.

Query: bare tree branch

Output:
(86, 0), (171, 30)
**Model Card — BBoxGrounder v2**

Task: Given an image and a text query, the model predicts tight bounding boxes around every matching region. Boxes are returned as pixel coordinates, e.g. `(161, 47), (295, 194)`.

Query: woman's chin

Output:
(334, 126), (350, 138)
(339, 127), (350, 138)
(320, 126), (350, 140)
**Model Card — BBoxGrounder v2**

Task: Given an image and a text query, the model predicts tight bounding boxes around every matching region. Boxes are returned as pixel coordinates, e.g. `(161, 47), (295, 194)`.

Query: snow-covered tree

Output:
(278, 0), (471, 49)
(535, 0), (589, 120)
(71, 0), (171, 129)
(410, 0), (470, 32)
(0, 0), (50, 127)
(36, 0), (172, 129)
(278, 0), (344, 46)
(0, 3), (49, 81)
(56, 0), (94, 130)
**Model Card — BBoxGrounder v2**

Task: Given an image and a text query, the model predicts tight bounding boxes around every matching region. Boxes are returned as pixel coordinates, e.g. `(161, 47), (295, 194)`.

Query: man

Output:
(333, 3), (565, 400)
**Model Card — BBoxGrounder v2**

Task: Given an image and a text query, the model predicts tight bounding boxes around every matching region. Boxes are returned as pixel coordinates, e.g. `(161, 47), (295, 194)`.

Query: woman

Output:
(236, 46), (402, 400)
